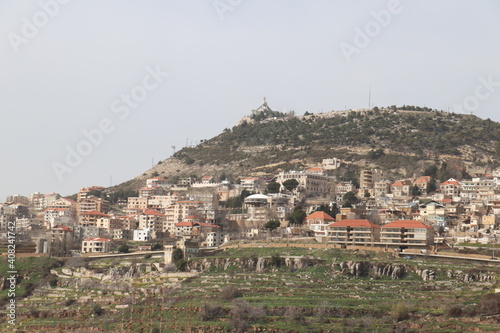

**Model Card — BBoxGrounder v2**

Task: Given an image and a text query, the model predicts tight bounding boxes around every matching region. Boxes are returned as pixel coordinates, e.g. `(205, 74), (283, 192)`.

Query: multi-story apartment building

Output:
(326, 219), (380, 245)
(78, 196), (110, 215)
(138, 209), (165, 233)
(240, 177), (265, 193)
(359, 169), (384, 190)
(380, 220), (434, 246)
(79, 210), (110, 227)
(440, 179), (461, 197)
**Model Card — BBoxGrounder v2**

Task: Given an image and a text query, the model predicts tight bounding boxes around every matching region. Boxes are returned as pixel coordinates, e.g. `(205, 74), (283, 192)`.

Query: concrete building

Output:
(380, 220), (434, 246)
(326, 219), (380, 245)
(81, 237), (111, 253)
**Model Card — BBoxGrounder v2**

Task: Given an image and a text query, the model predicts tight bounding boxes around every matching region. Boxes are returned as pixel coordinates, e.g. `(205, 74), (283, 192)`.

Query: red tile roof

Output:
(175, 221), (196, 227)
(441, 180), (460, 186)
(83, 237), (111, 242)
(382, 220), (433, 230)
(306, 211), (335, 221)
(414, 176), (431, 183)
(53, 225), (73, 232)
(328, 219), (380, 228)
(80, 210), (109, 217)
(306, 167), (324, 171)
(392, 180), (411, 186)
(141, 209), (164, 216)
(44, 208), (67, 212)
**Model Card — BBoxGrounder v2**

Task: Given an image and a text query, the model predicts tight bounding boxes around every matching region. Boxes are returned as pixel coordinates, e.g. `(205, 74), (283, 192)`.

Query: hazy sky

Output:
(1, 0), (499, 201)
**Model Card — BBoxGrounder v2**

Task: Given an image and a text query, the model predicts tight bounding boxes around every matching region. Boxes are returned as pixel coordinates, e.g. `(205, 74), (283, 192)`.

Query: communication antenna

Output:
(368, 85), (371, 109)
(172, 145), (176, 154)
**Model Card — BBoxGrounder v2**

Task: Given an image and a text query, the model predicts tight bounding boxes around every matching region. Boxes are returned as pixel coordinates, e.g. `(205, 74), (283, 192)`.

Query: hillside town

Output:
(3, 162), (500, 257)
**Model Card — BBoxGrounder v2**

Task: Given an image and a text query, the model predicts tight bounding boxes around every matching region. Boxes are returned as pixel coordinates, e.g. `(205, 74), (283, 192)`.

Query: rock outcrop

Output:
(339, 261), (407, 279)
(185, 256), (321, 273)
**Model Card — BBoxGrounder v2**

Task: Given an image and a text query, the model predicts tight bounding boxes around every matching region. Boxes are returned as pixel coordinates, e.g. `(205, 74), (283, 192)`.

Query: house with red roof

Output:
(79, 210), (110, 227)
(306, 211), (336, 237)
(81, 237), (111, 253)
(380, 220), (434, 246)
(305, 211), (335, 225)
(146, 176), (169, 188)
(413, 176), (432, 193)
(440, 178), (461, 197)
(50, 224), (74, 242)
(390, 180), (412, 198)
(174, 221), (220, 237)
(139, 186), (168, 198)
(326, 219), (380, 245)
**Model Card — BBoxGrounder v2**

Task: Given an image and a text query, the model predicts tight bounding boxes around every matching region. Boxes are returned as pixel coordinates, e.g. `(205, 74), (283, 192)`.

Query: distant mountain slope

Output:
(116, 108), (500, 190)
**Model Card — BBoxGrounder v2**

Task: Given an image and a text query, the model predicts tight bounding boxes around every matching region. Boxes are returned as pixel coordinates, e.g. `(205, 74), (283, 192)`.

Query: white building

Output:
(133, 228), (152, 241)
(81, 237), (111, 253)
(205, 231), (226, 247)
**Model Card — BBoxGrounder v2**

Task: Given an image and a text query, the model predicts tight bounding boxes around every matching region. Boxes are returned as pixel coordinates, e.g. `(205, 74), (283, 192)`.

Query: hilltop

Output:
(117, 103), (500, 190)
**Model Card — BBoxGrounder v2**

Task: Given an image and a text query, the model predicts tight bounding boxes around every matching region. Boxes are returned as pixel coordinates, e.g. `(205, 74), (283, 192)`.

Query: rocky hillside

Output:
(117, 107), (500, 190)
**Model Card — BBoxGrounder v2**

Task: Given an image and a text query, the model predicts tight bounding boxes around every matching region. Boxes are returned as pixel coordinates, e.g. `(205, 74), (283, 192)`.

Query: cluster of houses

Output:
(3, 161), (500, 256)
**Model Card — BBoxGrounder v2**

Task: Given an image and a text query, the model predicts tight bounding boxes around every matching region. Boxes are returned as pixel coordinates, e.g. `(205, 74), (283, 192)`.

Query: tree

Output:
(367, 148), (385, 160)
(364, 190), (371, 198)
(426, 178), (437, 194)
(315, 204), (338, 218)
(287, 206), (306, 225)
(283, 179), (299, 191)
(343, 191), (358, 205)
(173, 248), (184, 262)
(264, 220), (281, 231)
(411, 185), (421, 196)
(267, 181), (280, 193)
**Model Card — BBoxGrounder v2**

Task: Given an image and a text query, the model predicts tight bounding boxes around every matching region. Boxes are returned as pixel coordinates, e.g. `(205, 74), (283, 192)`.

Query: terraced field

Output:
(4, 248), (500, 332)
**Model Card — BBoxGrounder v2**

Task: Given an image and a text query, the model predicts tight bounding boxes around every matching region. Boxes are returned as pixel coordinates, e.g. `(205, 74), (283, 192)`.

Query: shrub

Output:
(144, 254), (152, 259)
(271, 254), (284, 268)
(447, 305), (463, 317)
(285, 306), (304, 322)
(151, 243), (162, 251)
(175, 259), (188, 272)
(92, 305), (104, 316)
(475, 293), (500, 316)
(118, 244), (129, 253)
(221, 285), (241, 300)
(230, 302), (249, 333)
(391, 302), (409, 322)
(48, 277), (58, 288)
(64, 299), (76, 307)
(200, 303), (226, 321)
